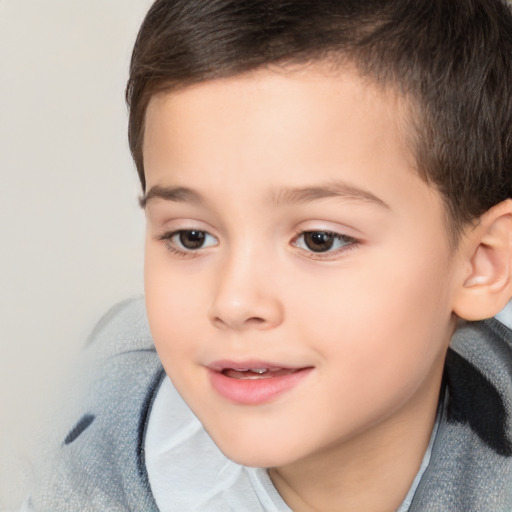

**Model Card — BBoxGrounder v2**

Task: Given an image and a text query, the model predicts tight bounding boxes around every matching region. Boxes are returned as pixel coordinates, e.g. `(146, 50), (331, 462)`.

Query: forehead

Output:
(144, 64), (413, 175)
(142, 64), (446, 238)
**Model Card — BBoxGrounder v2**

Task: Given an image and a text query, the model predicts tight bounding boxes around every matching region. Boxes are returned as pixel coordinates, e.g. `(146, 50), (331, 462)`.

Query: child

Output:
(26, 0), (512, 510)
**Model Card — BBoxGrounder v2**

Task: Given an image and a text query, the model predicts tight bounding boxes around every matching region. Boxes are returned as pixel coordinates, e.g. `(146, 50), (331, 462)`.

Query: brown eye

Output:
(160, 229), (218, 254)
(178, 230), (207, 249)
(303, 231), (335, 252)
(294, 230), (356, 255)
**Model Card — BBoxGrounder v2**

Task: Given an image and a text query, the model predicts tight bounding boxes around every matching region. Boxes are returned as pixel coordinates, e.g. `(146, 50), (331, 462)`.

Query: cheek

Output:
(144, 247), (209, 361)
(288, 244), (454, 385)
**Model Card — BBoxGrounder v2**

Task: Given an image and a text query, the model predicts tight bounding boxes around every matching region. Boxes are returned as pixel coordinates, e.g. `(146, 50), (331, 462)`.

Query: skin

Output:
(142, 64), (470, 512)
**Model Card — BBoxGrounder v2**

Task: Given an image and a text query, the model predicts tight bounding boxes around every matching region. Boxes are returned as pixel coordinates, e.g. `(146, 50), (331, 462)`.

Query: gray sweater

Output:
(27, 298), (512, 511)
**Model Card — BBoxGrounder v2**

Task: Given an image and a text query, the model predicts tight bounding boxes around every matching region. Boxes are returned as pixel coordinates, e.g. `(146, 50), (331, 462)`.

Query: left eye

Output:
(294, 231), (355, 253)
(164, 230), (218, 251)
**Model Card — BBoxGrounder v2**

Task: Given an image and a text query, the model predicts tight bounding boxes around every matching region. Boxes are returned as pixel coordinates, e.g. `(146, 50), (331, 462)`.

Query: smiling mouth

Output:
(222, 368), (301, 379)
(208, 364), (313, 404)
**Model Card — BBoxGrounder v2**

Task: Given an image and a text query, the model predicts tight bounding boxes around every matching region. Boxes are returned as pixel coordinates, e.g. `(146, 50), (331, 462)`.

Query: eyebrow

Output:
(270, 182), (390, 209)
(140, 181), (390, 210)
(139, 185), (204, 208)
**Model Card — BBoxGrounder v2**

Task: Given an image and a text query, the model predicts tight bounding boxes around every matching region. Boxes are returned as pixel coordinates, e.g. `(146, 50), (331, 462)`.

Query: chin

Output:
(221, 448), (282, 469)
(208, 432), (293, 469)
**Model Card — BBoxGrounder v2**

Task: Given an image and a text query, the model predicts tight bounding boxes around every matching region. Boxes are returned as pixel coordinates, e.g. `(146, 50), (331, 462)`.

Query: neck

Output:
(269, 367), (444, 512)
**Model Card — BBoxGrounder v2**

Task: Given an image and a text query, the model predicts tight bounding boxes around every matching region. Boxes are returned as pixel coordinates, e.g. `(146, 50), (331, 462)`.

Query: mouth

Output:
(221, 367), (302, 379)
(207, 361), (313, 404)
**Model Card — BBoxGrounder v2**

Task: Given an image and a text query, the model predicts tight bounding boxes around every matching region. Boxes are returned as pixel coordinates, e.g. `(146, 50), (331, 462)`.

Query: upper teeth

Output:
(250, 368), (268, 374)
(233, 368), (268, 373)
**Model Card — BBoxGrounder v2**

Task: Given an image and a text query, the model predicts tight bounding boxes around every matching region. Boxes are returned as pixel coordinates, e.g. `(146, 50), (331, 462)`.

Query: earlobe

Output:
(453, 199), (512, 321)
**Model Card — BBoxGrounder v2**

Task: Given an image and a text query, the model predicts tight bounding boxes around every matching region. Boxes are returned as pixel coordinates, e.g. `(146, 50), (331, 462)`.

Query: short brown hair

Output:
(126, 0), (512, 235)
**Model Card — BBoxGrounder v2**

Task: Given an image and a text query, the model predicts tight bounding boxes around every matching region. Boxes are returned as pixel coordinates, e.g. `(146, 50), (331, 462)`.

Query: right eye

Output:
(160, 229), (218, 253)
(293, 230), (357, 254)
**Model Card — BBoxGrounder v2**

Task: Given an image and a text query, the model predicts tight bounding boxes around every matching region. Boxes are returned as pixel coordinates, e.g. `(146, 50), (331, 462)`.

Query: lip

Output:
(207, 359), (300, 372)
(207, 360), (313, 405)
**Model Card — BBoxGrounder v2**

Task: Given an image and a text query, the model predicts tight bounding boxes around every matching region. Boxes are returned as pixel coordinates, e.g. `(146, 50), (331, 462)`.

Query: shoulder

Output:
(85, 295), (155, 355)
(452, 316), (512, 365)
(28, 297), (162, 512)
(448, 319), (512, 456)
(410, 319), (512, 511)
(449, 318), (512, 431)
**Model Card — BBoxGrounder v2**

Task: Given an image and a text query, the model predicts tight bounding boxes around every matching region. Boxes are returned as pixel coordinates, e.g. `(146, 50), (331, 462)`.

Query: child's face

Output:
(142, 65), (462, 469)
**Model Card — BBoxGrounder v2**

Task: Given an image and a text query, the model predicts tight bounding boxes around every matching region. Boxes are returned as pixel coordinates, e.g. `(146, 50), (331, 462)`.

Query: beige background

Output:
(0, 1), (151, 508)
(0, 1), (511, 510)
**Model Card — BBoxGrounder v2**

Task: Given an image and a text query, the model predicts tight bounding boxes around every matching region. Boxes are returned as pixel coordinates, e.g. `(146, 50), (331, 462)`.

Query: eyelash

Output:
(158, 230), (218, 258)
(292, 230), (359, 260)
(158, 229), (359, 259)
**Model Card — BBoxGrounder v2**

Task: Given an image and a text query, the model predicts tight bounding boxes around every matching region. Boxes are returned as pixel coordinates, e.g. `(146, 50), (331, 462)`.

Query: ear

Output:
(453, 199), (512, 321)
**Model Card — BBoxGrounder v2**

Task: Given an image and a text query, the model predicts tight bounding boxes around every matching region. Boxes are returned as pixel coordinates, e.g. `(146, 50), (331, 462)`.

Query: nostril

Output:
(213, 316), (265, 329)
(246, 317), (265, 324)
(212, 316), (228, 329)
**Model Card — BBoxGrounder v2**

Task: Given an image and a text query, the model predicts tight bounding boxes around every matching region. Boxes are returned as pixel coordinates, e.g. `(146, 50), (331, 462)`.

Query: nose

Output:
(209, 250), (284, 331)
